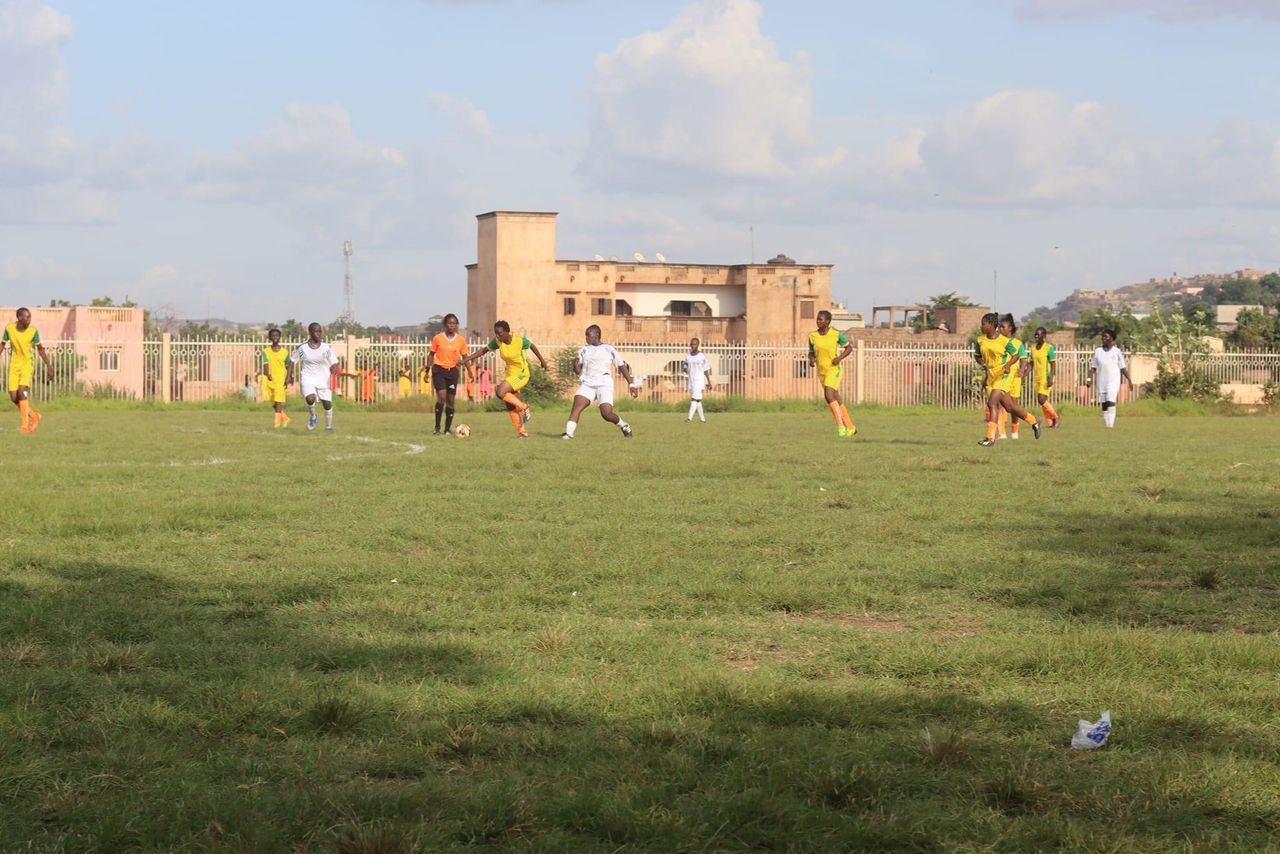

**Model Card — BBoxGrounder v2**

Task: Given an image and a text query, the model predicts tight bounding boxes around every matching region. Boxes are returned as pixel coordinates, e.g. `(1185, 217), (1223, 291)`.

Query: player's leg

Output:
(432, 368), (447, 433)
(443, 369), (459, 434)
(687, 394), (698, 422)
(1038, 391), (1059, 427)
(562, 392), (592, 439)
(1101, 392), (1117, 428)
(317, 387), (335, 432)
(1010, 385), (1021, 439)
(980, 390), (1000, 446)
(998, 390), (1041, 439)
(304, 389), (319, 430)
(596, 384), (631, 436)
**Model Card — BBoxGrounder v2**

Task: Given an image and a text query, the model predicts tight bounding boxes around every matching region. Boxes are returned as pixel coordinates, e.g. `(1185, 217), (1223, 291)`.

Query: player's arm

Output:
(619, 362), (640, 399)
(832, 334), (853, 366)
(528, 342), (548, 370)
(423, 349), (435, 372)
(1046, 347), (1055, 388)
(35, 339), (54, 378)
(807, 340), (816, 367)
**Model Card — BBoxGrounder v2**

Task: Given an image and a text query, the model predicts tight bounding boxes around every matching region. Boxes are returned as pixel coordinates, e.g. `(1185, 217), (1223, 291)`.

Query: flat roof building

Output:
(465, 211), (833, 343)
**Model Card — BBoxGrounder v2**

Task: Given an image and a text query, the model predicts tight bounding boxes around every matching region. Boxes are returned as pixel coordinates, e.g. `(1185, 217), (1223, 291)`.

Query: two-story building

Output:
(465, 211), (833, 343)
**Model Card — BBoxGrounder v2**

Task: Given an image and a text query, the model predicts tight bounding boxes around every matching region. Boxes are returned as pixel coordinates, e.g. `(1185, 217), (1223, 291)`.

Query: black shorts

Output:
(431, 365), (460, 392)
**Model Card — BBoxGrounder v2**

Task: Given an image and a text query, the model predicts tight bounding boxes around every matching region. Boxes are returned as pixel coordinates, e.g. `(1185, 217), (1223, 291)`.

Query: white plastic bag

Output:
(1071, 710), (1112, 750)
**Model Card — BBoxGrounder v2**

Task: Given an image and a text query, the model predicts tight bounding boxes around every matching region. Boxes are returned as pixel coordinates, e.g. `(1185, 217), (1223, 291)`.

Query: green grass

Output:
(2, 407), (1279, 851)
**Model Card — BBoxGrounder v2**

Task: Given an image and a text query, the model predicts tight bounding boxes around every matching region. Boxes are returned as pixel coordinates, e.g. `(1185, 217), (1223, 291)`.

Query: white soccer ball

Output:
(455, 423), (471, 438)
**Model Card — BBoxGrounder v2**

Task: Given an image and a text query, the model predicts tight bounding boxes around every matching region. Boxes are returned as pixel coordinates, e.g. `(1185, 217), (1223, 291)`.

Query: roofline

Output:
(554, 259), (834, 269)
(476, 211), (558, 219)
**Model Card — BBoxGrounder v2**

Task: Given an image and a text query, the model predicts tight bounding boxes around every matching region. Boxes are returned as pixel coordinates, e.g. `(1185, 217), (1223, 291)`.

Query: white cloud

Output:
(426, 93), (493, 139)
(0, 254), (83, 289)
(1017, 0), (1280, 21)
(581, 0), (842, 190)
(184, 104), (469, 249)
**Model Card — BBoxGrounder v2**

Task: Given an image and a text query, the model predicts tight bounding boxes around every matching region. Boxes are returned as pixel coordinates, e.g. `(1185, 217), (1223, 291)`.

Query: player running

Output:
(1030, 326), (1060, 427)
(2, 308), (54, 434)
(260, 327), (292, 428)
(462, 320), (548, 438)
(998, 314), (1030, 439)
(425, 313), (468, 435)
(1088, 329), (1131, 429)
(561, 325), (638, 440)
(684, 337), (711, 423)
(808, 310), (856, 437)
(291, 323), (342, 433)
(975, 312), (1040, 447)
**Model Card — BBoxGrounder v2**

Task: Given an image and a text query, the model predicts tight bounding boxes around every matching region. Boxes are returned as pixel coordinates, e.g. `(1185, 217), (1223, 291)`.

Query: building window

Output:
(563, 297), (576, 316)
(615, 300), (633, 317)
(800, 300), (815, 319)
(670, 300), (693, 317)
(98, 347), (121, 372)
(593, 298), (612, 316)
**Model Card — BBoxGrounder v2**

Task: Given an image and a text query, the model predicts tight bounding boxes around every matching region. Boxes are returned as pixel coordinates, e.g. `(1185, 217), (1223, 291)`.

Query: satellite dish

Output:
(593, 254), (604, 261)
(634, 252), (646, 262)
(609, 256), (619, 262)
(655, 252), (667, 263)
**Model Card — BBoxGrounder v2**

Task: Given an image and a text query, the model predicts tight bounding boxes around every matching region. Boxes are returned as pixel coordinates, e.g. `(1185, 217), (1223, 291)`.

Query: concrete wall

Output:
(615, 282), (746, 317)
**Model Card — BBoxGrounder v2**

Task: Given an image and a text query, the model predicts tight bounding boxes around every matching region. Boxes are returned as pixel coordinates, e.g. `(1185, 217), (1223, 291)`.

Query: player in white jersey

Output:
(683, 337), (711, 423)
(291, 322), (342, 432)
(1088, 328), (1131, 429)
(561, 325), (639, 439)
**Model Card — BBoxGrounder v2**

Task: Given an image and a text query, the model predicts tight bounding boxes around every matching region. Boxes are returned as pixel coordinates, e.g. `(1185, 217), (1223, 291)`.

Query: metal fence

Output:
(4, 337), (1279, 407)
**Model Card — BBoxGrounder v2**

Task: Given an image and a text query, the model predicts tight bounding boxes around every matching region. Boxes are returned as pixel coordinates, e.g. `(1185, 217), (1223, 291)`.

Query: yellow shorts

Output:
(506, 372), (529, 393)
(819, 366), (842, 391)
(8, 363), (33, 393)
(266, 382), (287, 404)
(1035, 384), (1051, 398)
(1008, 376), (1022, 399)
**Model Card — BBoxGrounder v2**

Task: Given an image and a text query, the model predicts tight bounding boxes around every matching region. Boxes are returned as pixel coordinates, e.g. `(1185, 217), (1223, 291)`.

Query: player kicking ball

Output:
(561, 325), (638, 440)
(461, 320), (548, 439)
(2, 307), (54, 434)
(976, 312), (1040, 446)
(291, 323), (342, 433)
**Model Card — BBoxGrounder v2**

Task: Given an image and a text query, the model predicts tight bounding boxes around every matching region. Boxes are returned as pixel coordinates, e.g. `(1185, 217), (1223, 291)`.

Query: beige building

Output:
(465, 211), (833, 343)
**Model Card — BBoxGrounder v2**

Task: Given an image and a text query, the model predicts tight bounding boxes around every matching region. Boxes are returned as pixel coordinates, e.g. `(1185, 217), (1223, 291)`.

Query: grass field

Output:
(2, 407), (1279, 851)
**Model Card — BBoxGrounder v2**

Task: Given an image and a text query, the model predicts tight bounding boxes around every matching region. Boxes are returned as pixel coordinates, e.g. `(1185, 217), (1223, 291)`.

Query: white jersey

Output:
(578, 343), (624, 386)
(291, 341), (339, 385)
(1091, 346), (1126, 394)
(684, 352), (709, 380)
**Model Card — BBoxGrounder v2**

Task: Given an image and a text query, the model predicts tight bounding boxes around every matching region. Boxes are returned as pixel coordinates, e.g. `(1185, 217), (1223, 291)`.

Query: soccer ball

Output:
(455, 424), (471, 438)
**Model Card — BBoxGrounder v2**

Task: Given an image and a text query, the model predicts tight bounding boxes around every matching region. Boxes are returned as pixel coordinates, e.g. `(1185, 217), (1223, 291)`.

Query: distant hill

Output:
(1025, 268), (1278, 325)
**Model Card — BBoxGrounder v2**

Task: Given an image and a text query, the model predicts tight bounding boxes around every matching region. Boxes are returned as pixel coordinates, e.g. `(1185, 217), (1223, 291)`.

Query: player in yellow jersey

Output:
(998, 314), (1030, 439)
(461, 320), (548, 438)
(259, 328), (292, 428)
(2, 308), (54, 434)
(974, 312), (1039, 446)
(1029, 326), (1060, 427)
(807, 310), (856, 437)
(398, 363), (413, 398)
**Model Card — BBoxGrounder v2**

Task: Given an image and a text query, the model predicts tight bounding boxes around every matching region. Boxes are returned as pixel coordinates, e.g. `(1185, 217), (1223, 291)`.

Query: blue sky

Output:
(2, 0), (1278, 327)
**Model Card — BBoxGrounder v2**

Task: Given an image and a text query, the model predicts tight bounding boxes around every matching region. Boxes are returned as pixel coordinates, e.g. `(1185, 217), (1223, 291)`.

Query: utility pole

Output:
(341, 240), (355, 325)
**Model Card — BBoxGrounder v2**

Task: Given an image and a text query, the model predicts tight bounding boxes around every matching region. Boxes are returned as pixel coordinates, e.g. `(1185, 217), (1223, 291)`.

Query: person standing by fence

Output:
(425, 313), (469, 435)
(1030, 327), (1060, 428)
(260, 327), (292, 428)
(684, 337), (711, 423)
(1089, 329), (1131, 430)
(2, 307), (54, 434)
(808, 310), (856, 437)
(398, 363), (413, 399)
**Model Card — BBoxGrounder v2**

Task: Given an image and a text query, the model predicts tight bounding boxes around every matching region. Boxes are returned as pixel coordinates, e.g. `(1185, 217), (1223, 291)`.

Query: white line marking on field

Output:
(348, 435), (425, 455)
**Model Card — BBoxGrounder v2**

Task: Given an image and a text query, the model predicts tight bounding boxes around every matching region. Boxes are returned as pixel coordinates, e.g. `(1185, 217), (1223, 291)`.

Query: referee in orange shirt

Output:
(425, 313), (469, 435)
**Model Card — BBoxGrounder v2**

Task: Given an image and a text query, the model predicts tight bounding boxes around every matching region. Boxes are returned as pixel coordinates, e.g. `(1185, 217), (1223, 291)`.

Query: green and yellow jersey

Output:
(1031, 342), (1056, 392)
(261, 345), (289, 384)
(807, 329), (848, 372)
(3, 322), (41, 368)
(974, 334), (1017, 392)
(488, 334), (532, 379)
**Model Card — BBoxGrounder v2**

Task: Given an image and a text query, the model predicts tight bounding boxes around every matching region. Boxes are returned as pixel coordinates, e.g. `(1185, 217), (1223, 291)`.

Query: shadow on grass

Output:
(3, 560), (1278, 850)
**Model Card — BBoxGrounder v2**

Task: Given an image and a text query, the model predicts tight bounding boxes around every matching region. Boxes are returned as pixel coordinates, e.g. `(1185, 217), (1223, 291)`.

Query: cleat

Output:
(686, 418), (692, 423)
(325, 426), (335, 434)
(27, 412), (41, 433)
(837, 427), (848, 437)
(846, 424), (857, 437)
(19, 425), (31, 435)
(621, 424), (633, 438)
(307, 415), (318, 431)
(1033, 420), (1042, 440)
(1011, 433), (1020, 440)
(281, 416), (290, 428)
(560, 433), (573, 440)
(978, 438), (995, 447)
(433, 429), (442, 435)
(517, 430), (529, 438)
(522, 404), (533, 424)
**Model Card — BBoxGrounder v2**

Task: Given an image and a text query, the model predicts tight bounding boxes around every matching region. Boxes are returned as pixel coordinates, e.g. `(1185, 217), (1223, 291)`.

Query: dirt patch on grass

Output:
(723, 655), (760, 672)
(832, 615), (911, 632)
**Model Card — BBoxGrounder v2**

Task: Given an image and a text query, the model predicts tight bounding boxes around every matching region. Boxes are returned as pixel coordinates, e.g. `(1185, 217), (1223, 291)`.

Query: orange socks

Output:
(1043, 402), (1059, 424)
(1022, 413), (1038, 426)
(501, 392), (526, 413)
(986, 421), (997, 441)
(18, 399), (30, 428)
(507, 409), (523, 433)
(839, 404), (854, 430)
(997, 411), (1008, 437)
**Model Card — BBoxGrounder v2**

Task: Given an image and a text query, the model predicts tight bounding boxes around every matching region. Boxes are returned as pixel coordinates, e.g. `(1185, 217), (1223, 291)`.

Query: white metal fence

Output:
(4, 337), (1279, 407)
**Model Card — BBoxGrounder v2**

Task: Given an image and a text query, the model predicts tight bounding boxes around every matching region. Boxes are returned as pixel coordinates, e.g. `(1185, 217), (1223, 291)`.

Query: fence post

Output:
(161, 333), (172, 404)
(855, 339), (865, 405)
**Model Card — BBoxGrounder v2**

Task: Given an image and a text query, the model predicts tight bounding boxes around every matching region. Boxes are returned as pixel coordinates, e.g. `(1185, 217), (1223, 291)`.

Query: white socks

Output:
(307, 402), (317, 418)
(687, 400), (705, 421)
(325, 408), (334, 428)
(1103, 408), (1116, 428)
(564, 420), (577, 438)
(617, 419), (630, 433)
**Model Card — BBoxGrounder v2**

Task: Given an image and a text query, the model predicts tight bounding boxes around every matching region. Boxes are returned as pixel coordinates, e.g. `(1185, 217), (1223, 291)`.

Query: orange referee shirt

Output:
(430, 333), (468, 369)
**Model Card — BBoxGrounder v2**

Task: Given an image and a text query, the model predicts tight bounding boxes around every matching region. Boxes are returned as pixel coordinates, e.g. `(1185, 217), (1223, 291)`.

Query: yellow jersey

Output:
(975, 334), (1016, 390)
(807, 329), (848, 371)
(1030, 342), (1056, 387)
(1006, 337), (1026, 380)
(261, 345), (289, 383)
(3, 322), (41, 368)
(488, 334), (532, 378)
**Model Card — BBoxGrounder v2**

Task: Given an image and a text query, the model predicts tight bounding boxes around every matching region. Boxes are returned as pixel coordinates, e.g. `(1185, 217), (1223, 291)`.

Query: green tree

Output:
(1020, 306), (1064, 333)
(48, 298), (72, 307)
(1136, 303), (1220, 402)
(1076, 307), (1140, 345)
(926, 292), (978, 310)
(1229, 308), (1271, 350)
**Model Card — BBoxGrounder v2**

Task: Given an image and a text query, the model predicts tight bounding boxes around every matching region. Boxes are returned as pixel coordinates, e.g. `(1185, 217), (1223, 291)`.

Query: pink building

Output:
(1, 305), (147, 398)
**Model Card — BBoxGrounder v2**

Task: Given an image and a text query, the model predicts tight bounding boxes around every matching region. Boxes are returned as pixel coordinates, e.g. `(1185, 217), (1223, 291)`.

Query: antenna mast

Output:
(341, 240), (355, 324)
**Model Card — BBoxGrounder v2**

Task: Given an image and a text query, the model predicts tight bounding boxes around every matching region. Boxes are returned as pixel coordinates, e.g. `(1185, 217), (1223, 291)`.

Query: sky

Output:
(2, 0), (1279, 326)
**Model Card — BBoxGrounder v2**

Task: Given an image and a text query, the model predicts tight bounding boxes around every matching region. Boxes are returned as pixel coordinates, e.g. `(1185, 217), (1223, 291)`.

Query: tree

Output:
(1229, 308), (1274, 351)
(1076, 307), (1140, 345)
(926, 292), (978, 310)
(1020, 306), (1064, 333)
(48, 298), (72, 307)
(1136, 303), (1220, 402)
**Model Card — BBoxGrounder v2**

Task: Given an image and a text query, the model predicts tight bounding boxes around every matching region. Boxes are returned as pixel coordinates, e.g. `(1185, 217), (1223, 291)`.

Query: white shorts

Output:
(1097, 386), (1119, 404)
(301, 381), (333, 402)
(689, 381), (706, 400)
(574, 382), (615, 406)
